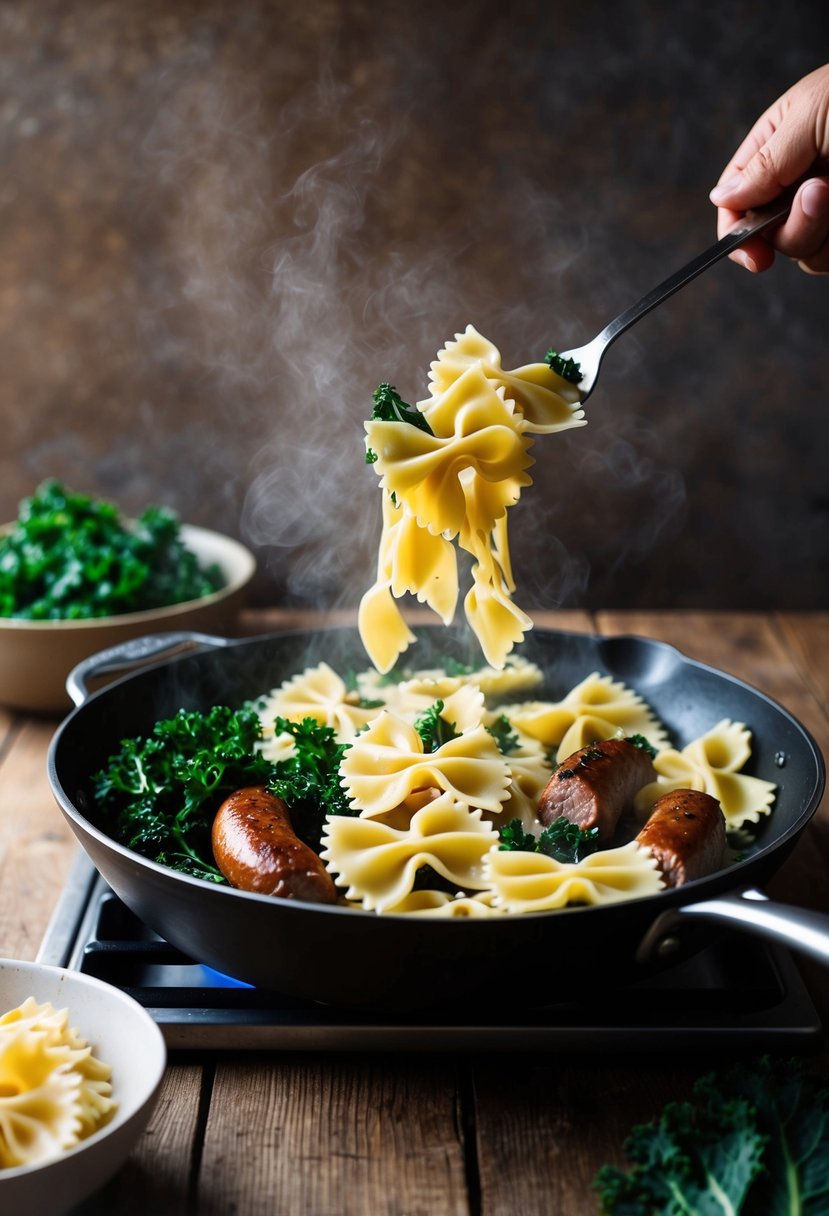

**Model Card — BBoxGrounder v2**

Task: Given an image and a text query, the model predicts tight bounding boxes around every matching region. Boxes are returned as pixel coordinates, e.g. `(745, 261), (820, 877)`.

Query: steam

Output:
(134, 53), (686, 616)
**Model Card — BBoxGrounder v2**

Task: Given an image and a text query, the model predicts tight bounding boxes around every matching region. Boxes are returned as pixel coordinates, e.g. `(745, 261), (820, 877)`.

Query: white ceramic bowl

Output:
(0, 958), (167, 1215)
(0, 523), (256, 714)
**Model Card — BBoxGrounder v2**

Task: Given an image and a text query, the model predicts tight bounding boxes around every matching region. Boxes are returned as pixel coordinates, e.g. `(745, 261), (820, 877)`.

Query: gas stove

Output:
(38, 850), (823, 1053)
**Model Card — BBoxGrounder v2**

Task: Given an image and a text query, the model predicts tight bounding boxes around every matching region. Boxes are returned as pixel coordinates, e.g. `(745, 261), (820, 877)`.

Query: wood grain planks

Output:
(0, 717), (75, 958)
(197, 1055), (470, 1216)
(75, 1064), (206, 1215)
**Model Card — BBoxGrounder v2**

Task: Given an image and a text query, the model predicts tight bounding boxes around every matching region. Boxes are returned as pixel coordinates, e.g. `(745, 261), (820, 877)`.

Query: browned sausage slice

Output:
(636, 789), (726, 887)
(537, 737), (656, 840)
(212, 786), (337, 903)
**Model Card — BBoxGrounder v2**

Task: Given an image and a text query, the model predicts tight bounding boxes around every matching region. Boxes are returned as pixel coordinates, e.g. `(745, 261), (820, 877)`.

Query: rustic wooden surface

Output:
(1, 609), (828, 1215)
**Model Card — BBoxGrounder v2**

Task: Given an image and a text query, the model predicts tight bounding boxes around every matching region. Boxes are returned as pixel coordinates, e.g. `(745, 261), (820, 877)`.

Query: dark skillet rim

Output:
(46, 625), (827, 926)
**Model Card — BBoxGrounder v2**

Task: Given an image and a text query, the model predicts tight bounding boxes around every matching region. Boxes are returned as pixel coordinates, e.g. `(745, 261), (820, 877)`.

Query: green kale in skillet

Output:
(93, 707), (359, 880)
(498, 816), (600, 864)
(93, 705), (274, 883)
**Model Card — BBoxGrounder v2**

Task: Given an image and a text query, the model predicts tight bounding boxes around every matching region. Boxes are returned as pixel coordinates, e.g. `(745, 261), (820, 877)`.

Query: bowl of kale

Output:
(0, 481), (256, 713)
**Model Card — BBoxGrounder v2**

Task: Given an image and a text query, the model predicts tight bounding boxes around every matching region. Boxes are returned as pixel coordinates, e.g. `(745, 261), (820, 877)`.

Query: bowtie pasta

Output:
(484, 841), (664, 914)
(360, 326), (586, 673)
(255, 660), (384, 751)
(0, 997), (116, 1169)
(503, 671), (671, 763)
(250, 657), (775, 917)
(321, 795), (500, 913)
(634, 719), (777, 830)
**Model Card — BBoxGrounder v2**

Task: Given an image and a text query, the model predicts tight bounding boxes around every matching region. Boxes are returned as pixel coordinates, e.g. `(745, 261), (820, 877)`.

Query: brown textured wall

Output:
(1, 0), (827, 612)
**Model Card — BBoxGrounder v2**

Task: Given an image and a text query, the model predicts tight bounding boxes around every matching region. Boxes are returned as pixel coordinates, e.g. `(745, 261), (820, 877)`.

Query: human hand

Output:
(709, 63), (829, 274)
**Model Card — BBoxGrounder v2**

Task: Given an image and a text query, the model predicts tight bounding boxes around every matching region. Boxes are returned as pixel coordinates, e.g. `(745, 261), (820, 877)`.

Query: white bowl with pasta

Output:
(0, 958), (166, 1215)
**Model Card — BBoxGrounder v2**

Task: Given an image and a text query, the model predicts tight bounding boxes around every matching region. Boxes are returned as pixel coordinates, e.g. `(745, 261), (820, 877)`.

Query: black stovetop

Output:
(37, 850), (823, 1053)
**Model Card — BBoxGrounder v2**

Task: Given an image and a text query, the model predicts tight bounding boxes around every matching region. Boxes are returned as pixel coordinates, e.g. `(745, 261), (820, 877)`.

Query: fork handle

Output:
(597, 197), (792, 350)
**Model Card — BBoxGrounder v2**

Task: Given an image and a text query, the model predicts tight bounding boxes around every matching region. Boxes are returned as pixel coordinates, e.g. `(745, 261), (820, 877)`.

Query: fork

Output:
(554, 197), (793, 403)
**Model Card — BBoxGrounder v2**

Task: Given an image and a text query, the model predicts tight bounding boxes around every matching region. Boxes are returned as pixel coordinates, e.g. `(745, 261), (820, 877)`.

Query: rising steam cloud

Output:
(142, 51), (685, 616)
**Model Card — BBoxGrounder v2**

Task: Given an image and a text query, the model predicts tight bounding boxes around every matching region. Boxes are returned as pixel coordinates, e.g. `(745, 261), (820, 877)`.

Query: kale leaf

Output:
(595, 1056), (829, 1216)
(365, 383), (434, 464)
(414, 700), (459, 752)
(544, 349), (584, 385)
(267, 716), (356, 849)
(626, 733), (658, 760)
(486, 713), (521, 755)
(497, 815), (600, 863)
(0, 479), (224, 619)
(93, 705), (274, 882)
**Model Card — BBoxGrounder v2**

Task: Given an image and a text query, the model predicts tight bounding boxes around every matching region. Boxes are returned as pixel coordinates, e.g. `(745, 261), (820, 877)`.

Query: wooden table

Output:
(3, 610), (829, 1215)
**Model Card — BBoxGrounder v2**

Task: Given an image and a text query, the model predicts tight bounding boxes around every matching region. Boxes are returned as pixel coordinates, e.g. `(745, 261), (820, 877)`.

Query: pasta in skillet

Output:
(360, 326), (585, 673)
(354, 653), (544, 718)
(380, 890), (500, 917)
(634, 718), (777, 830)
(255, 661), (383, 747)
(503, 671), (671, 762)
(320, 796), (500, 913)
(339, 710), (511, 819)
(246, 656), (776, 916)
(484, 841), (664, 914)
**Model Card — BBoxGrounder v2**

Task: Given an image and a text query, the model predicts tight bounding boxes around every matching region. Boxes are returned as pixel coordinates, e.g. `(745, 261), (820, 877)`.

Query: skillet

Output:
(47, 625), (828, 1013)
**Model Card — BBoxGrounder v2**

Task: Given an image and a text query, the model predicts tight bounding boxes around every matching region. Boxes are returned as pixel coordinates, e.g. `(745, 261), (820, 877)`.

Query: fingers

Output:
(724, 234), (776, 274)
(712, 176), (829, 273)
(755, 177), (829, 273)
(708, 64), (829, 273)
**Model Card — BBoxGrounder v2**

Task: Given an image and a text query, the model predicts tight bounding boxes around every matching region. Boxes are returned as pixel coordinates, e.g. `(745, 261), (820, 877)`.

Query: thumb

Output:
(710, 92), (823, 211)
(710, 133), (812, 210)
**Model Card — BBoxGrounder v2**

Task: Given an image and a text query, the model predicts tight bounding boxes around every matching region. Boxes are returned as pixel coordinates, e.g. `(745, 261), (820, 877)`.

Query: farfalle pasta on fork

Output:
(360, 326), (585, 673)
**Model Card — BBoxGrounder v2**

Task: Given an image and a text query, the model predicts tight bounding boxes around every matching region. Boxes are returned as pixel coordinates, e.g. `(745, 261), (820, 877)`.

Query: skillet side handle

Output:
(66, 631), (233, 708)
(639, 888), (829, 968)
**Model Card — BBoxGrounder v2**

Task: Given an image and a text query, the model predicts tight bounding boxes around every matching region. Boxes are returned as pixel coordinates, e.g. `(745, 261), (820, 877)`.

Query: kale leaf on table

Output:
(93, 705), (274, 882)
(594, 1056), (829, 1215)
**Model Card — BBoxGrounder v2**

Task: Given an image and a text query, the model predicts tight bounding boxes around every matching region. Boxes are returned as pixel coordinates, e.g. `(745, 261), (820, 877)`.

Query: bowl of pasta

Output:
(0, 480), (256, 713)
(0, 958), (166, 1214)
(45, 622), (826, 1013)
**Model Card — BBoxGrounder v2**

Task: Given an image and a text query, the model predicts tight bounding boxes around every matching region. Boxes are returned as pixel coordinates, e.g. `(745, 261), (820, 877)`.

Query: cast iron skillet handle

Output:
(637, 887), (829, 967)
(66, 631), (233, 708)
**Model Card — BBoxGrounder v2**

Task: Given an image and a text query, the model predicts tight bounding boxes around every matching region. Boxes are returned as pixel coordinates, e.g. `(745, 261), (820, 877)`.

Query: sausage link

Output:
(636, 789), (726, 887)
(537, 737), (656, 840)
(212, 786), (337, 903)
